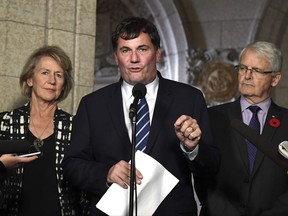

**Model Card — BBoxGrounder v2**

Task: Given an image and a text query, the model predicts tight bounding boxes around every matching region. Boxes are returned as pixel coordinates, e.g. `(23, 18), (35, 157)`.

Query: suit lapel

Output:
(145, 76), (172, 153)
(107, 82), (132, 153)
(252, 102), (281, 175)
(229, 100), (251, 173)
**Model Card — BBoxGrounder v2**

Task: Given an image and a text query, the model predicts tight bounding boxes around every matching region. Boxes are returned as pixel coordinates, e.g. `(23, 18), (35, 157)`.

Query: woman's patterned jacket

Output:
(0, 103), (90, 215)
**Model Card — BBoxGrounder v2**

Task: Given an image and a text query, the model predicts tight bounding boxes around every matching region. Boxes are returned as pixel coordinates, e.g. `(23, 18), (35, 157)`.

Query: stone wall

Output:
(2, 0), (288, 115)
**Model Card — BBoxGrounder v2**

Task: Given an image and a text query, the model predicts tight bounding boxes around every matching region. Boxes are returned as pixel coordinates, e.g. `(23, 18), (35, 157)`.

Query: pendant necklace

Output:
(30, 117), (52, 148)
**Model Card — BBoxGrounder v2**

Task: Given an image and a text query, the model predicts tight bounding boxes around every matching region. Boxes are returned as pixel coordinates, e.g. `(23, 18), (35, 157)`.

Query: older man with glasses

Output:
(201, 41), (288, 216)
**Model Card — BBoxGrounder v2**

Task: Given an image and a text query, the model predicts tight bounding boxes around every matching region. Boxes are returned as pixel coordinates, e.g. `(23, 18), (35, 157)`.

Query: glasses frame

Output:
(234, 64), (275, 77)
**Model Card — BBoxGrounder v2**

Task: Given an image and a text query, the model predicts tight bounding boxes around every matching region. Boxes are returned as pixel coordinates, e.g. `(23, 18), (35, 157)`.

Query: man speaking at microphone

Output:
(62, 17), (219, 215)
(202, 41), (288, 216)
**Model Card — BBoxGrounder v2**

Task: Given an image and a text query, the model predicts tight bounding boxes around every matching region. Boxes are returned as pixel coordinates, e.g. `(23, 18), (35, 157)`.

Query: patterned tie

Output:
(135, 97), (150, 152)
(246, 105), (261, 174)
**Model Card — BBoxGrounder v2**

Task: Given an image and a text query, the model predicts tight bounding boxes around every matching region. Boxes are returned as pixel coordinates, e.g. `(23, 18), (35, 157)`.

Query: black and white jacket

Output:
(0, 103), (90, 215)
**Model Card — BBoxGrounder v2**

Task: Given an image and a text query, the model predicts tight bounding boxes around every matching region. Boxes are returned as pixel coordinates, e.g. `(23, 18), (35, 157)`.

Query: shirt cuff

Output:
(180, 143), (199, 161)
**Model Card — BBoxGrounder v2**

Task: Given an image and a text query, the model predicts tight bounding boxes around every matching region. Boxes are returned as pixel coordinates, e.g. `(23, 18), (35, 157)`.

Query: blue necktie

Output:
(136, 97), (150, 152)
(246, 106), (261, 174)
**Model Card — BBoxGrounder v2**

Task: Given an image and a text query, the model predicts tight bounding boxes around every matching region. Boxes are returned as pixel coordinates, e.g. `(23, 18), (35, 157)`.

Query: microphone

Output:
(231, 119), (288, 172)
(128, 83), (147, 215)
(0, 140), (31, 154)
(129, 83), (147, 119)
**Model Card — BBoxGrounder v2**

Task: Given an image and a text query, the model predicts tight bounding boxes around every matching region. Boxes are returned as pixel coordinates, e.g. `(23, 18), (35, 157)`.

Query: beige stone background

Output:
(0, 0), (97, 114)
(2, 0), (288, 116)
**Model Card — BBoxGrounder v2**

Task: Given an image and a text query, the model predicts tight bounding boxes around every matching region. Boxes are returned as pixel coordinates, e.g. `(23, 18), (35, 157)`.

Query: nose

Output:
(244, 67), (253, 79)
(130, 51), (139, 63)
(48, 73), (56, 84)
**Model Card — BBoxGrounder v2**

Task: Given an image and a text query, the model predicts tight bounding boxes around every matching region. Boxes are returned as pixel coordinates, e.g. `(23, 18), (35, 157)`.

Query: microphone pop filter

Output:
(132, 83), (146, 99)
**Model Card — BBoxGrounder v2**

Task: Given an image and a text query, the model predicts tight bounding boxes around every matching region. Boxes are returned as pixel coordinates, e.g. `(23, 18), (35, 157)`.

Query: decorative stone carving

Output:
(197, 61), (238, 104)
(187, 48), (241, 106)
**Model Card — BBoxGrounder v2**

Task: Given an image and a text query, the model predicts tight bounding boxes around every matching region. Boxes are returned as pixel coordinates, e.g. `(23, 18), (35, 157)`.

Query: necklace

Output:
(30, 117), (52, 147)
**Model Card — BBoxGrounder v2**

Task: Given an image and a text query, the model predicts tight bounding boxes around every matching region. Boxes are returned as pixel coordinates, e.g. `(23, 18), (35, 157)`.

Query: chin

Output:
(240, 84), (254, 91)
(129, 78), (146, 85)
(239, 87), (253, 94)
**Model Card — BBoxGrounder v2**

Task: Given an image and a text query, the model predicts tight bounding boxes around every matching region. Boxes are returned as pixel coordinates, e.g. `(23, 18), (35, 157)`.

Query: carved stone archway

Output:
(253, 0), (288, 107)
(143, 0), (189, 82)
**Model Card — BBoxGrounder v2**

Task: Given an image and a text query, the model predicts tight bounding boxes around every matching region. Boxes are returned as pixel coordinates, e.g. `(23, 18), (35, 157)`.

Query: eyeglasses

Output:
(234, 64), (275, 78)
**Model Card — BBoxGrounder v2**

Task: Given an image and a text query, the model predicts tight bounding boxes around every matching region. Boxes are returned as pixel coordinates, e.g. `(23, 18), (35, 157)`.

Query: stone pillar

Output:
(0, 0), (97, 114)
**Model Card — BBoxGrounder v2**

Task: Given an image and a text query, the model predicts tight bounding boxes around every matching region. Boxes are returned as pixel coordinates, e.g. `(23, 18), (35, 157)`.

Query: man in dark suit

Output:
(202, 41), (288, 216)
(62, 17), (219, 215)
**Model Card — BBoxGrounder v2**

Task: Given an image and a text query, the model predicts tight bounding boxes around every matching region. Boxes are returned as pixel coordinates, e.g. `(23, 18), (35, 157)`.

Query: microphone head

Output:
(132, 83), (147, 99)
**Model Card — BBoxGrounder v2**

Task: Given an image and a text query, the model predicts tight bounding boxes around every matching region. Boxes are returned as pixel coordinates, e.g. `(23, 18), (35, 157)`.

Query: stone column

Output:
(0, 0), (97, 114)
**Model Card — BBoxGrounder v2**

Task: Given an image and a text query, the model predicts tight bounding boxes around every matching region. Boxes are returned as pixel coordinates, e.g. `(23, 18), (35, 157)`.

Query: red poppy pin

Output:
(269, 117), (280, 128)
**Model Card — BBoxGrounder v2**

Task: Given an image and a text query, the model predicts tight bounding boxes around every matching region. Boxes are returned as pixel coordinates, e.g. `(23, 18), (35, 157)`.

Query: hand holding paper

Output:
(96, 151), (179, 215)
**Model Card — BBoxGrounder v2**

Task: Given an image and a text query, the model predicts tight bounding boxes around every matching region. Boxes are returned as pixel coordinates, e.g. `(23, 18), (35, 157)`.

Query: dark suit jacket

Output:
(202, 99), (288, 216)
(63, 73), (219, 216)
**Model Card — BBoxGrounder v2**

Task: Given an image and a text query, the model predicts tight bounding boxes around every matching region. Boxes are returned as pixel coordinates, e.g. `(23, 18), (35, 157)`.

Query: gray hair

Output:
(239, 41), (282, 72)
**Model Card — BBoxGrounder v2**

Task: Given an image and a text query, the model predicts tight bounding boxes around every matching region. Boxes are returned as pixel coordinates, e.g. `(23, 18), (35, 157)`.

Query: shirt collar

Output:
(122, 76), (159, 99)
(240, 96), (271, 113)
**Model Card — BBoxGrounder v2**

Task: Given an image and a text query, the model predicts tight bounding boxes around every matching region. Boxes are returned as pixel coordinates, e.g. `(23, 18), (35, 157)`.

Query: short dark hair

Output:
(111, 17), (161, 52)
(19, 45), (73, 102)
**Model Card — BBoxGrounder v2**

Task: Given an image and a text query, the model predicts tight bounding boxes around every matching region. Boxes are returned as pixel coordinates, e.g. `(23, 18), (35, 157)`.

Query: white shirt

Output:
(121, 77), (158, 141)
(121, 77), (198, 160)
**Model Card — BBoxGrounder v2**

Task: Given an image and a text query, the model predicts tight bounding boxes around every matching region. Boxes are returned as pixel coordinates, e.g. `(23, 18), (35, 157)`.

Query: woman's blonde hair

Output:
(19, 45), (73, 102)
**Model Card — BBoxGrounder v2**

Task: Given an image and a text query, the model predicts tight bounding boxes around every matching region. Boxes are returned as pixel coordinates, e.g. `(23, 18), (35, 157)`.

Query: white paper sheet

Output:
(96, 151), (179, 215)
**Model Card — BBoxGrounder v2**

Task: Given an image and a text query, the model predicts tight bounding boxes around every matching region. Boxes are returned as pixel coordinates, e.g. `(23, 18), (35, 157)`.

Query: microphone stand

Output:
(128, 83), (146, 216)
(129, 105), (137, 216)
